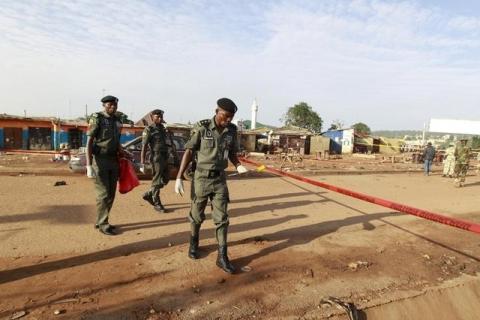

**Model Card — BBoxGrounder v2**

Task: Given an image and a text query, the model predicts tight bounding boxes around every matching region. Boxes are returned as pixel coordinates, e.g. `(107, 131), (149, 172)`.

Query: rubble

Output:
(348, 261), (370, 271)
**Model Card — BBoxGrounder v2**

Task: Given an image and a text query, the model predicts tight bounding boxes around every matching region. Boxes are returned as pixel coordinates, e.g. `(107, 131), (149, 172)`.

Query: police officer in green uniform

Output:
(175, 98), (248, 274)
(140, 109), (170, 213)
(86, 95), (125, 236)
(454, 139), (471, 187)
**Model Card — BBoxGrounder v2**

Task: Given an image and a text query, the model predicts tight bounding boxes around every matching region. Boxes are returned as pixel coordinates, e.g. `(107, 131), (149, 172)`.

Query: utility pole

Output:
(422, 122), (427, 145)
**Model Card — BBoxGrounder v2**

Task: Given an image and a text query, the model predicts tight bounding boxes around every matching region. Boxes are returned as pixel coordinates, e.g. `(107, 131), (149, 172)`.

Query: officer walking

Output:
(175, 98), (248, 274)
(454, 139), (471, 187)
(140, 109), (170, 213)
(86, 95), (125, 236)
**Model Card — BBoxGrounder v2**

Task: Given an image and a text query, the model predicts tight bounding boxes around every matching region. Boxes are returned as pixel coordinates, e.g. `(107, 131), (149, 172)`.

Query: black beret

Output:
(101, 95), (119, 104)
(217, 98), (237, 113)
(151, 109), (164, 116)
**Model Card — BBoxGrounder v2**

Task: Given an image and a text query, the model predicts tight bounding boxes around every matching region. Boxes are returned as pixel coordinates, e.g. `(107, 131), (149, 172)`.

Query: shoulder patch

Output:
(199, 119), (211, 127)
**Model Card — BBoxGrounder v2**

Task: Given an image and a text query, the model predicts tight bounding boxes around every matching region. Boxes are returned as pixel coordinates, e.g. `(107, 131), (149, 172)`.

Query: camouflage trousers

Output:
(453, 163), (468, 187)
(188, 169), (229, 246)
(146, 155), (169, 205)
(93, 156), (119, 230)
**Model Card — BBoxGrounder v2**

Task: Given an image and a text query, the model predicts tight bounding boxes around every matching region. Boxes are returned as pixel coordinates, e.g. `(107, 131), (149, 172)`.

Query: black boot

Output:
(216, 245), (235, 274)
(153, 202), (166, 213)
(142, 192), (154, 206)
(188, 235), (199, 259)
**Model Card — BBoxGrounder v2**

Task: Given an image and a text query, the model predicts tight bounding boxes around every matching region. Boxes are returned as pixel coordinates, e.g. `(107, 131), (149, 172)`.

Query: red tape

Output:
(241, 158), (480, 235)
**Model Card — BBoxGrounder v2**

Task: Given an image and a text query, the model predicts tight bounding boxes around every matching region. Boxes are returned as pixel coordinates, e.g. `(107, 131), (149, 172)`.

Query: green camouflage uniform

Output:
(87, 112), (122, 229)
(185, 117), (238, 246)
(476, 152), (480, 175)
(142, 123), (170, 205)
(454, 143), (470, 187)
(442, 146), (455, 177)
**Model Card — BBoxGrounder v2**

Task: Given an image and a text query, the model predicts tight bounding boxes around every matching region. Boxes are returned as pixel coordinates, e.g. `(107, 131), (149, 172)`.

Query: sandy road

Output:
(0, 170), (480, 319)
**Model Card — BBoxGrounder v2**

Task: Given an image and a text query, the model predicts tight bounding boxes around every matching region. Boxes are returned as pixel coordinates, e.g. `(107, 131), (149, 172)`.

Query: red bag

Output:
(118, 158), (140, 194)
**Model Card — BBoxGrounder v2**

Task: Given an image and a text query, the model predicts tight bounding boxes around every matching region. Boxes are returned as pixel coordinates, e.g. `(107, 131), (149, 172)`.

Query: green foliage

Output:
(328, 124), (339, 130)
(243, 120), (276, 130)
(372, 130), (422, 138)
(352, 122), (371, 135)
(282, 102), (322, 133)
(328, 119), (344, 131)
(471, 136), (480, 149)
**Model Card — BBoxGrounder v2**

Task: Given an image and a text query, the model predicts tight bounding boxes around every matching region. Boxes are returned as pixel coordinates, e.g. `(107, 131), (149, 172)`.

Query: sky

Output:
(1, 0), (480, 130)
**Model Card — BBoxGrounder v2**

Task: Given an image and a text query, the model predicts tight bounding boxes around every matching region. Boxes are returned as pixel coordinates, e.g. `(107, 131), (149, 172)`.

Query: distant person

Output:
(453, 139), (470, 187)
(86, 95), (125, 236)
(442, 143), (455, 178)
(140, 109), (171, 213)
(422, 142), (435, 176)
(476, 152), (480, 175)
(174, 98), (248, 274)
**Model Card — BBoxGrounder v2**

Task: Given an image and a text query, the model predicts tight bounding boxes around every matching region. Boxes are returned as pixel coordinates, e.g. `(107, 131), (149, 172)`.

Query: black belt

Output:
(197, 168), (222, 178)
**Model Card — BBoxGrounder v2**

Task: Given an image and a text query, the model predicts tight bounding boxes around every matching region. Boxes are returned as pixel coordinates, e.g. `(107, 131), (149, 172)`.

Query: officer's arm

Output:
(228, 129), (241, 167)
(86, 136), (94, 166)
(141, 143), (147, 164)
(176, 149), (193, 179)
(140, 128), (150, 164)
(118, 141), (125, 156)
(177, 126), (200, 178)
(229, 153), (241, 168)
(86, 115), (98, 166)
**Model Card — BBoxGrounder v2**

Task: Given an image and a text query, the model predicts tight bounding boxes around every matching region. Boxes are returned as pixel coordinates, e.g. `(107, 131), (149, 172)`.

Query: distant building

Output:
(321, 128), (354, 154)
(270, 126), (313, 155)
(0, 113), (190, 151)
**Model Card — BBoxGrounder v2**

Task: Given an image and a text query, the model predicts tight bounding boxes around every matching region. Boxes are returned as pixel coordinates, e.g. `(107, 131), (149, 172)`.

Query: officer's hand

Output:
(175, 178), (184, 196)
(123, 150), (133, 159)
(139, 164), (145, 174)
(236, 165), (249, 174)
(86, 165), (96, 179)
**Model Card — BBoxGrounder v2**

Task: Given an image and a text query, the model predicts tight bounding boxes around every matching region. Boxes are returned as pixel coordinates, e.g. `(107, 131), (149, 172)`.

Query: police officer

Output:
(454, 139), (470, 187)
(175, 98), (248, 274)
(86, 95), (125, 236)
(140, 109), (170, 213)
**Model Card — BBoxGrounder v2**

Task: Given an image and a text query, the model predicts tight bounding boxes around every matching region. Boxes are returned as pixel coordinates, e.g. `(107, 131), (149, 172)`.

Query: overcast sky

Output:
(1, 0), (480, 130)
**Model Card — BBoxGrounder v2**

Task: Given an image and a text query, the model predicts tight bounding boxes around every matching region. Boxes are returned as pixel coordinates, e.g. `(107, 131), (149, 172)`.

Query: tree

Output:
(353, 122), (371, 135)
(328, 119), (344, 131)
(472, 136), (480, 149)
(282, 102), (323, 133)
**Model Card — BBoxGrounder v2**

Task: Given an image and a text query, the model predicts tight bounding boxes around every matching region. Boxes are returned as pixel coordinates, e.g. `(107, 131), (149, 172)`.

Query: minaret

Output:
(251, 98), (258, 130)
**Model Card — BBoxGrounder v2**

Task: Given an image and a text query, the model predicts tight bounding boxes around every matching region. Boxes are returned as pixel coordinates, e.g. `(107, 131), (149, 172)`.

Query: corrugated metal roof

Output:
(0, 113), (57, 122)
(272, 126), (313, 135)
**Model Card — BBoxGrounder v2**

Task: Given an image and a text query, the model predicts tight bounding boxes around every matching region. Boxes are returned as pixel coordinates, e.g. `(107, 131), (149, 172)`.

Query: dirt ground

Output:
(1, 152), (480, 320)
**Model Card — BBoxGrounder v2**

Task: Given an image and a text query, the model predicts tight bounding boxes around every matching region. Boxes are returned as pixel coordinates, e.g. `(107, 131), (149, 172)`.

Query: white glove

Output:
(86, 165), (96, 179)
(236, 165), (248, 174)
(175, 178), (184, 195)
(139, 164), (145, 174)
